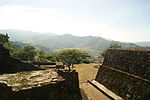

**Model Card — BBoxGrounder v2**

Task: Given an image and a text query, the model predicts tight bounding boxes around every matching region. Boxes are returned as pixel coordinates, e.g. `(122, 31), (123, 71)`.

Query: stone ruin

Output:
(0, 70), (81, 100)
(3, 41), (150, 100)
(0, 44), (42, 74)
(0, 45), (81, 100)
(95, 48), (150, 100)
(0, 70), (65, 100)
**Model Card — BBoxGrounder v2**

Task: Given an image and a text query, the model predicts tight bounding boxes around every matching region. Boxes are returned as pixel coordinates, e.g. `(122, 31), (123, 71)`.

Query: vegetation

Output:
(0, 30), (138, 63)
(101, 43), (122, 58)
(0, 36), (54, 62)
(5, 42), (91, 65)
(109, 43), (122, 48)
(0, 32), (136, 65)
(0, 33), (16, 53)
(48, 53), (59, 62)
(57, 49), (91, 71)
(0, 29), (137, 50)
(80, 52), (92, 63)
(0, 33), (9, 45)
(35, 50), (50, 62)
(81, 59), (91, 64)
(12, 46), (37, 61)
(58, 49), (82, 71)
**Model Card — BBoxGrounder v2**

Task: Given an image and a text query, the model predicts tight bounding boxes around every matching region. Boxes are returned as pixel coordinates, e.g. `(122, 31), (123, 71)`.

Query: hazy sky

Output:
(0, 0), (150, 42)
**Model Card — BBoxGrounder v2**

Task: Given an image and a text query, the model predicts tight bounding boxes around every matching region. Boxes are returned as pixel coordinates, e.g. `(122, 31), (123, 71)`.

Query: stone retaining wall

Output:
(57, 70), (80, 92)
(0, 56), (42, 74)
(95, 48), (150, 100)
(103, 48), (150, 80)
(0, 70), (81, 100)
(96, 66), (150, 100)
(0, 45), (42, 74)
(0, 81), (68, 100)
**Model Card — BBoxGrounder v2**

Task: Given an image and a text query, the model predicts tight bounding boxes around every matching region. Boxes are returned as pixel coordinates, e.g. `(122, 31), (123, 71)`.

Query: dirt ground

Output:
(41, 63), (111, 100)
(75, 63), (100, 82)
(75, 64), (111, 100)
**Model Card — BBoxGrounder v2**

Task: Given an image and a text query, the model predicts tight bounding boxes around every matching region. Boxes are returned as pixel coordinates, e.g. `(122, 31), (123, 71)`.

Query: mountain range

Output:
(0, 29), (139, 49)
(135, 42), (150, 47)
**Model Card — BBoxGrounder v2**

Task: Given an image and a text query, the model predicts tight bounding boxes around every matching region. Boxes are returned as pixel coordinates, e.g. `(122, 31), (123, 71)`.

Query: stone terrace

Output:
(0, 70), (64, 91)
(95, 48), (150, 100)
(0, 70), (70, 100)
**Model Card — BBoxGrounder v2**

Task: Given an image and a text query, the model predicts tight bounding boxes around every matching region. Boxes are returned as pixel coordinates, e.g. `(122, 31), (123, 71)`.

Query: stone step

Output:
(88, 80), (123, 100)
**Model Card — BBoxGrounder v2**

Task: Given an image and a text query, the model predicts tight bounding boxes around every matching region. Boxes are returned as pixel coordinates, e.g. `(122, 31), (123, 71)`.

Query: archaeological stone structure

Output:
(0, 70), (81, 100)
(0, 44), (42, 74)
(0, 45), (81, 100)
(95, 48), (150, 100)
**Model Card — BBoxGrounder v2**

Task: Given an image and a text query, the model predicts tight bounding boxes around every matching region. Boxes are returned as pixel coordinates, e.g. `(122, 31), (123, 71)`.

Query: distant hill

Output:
(0, 29), (42, 42)
(135, 42), (150, 47)
(9, 41), (55, 54)
(0, 29), (138, 51)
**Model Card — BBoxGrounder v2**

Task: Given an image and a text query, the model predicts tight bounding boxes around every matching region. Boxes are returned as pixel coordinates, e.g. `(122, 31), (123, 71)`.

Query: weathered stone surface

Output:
(0, 45), (42, 74)
(0, 56), (42, 74)
(0, 70), (81, 100)
(103, 48), (150, 80)
(0, 45), (81, 100)
(57, 70), (81, 100)
(0, 82), (12, 100)
(0, 70), (64, 91)
(95, 48), (150, 100)
(96, 66), (150, 100)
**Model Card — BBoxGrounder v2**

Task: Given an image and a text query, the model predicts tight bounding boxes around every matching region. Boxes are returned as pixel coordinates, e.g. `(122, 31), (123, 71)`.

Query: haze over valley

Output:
(0, 1), (150, 100)
(0, 29), (139, 51)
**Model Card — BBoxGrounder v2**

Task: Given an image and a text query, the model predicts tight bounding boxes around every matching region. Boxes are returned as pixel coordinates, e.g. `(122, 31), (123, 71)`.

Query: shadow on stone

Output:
(57, 70), (82, 100)
(0, 44), (43, 74)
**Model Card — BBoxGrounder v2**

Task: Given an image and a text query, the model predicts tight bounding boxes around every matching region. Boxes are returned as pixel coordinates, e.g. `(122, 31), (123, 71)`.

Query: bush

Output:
(82, 59), (91, 64)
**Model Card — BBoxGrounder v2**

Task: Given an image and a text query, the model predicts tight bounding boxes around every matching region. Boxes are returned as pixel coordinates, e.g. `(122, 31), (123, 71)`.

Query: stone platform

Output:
(0, 70), (81, 100)
(95, 48), (150, 100)
(0, 44), (42, 74)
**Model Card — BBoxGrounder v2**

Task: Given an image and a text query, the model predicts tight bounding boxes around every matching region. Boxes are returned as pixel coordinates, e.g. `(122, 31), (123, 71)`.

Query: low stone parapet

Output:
(88, 79), (123, 100)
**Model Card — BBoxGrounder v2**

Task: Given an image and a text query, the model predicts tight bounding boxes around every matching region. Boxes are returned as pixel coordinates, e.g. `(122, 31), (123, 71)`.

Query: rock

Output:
(0, 82), (12, 100)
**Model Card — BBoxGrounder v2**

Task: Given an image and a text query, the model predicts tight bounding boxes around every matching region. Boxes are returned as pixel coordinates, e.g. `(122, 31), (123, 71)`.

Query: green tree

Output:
(0, 33), (9, 45)
(0, 34), (16, 54)
(101, 43), (122, 58)
(80, 52), (91, 63)
(109, 43), (122, 48)
(35, 50), (49, 62)
(58, 49), (83, 71)
(81, 52), (91, 59)
(3, 43), (16, 54)
(12, 46), (37, 61)
(47, 53), (59, 62)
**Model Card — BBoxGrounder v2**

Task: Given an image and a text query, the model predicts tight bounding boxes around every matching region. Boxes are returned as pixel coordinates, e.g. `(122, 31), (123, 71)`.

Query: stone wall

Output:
(0, 70), (81, 100)
(0, 56), (42, 74)
(95, 48), (150, 100)
(13, 82), (70, 100)
(0, 81), (68, 100)
(0, 45), (42, 74)
(103, 48), (150, 80)
(57, 70), (81, 100)
(57, 70), (80, 92)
